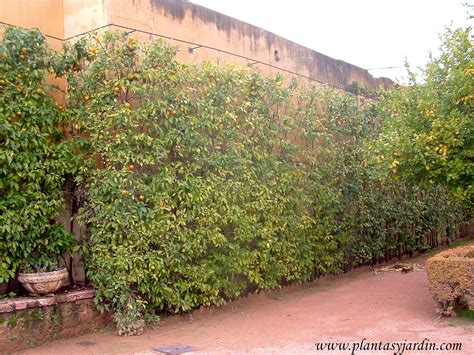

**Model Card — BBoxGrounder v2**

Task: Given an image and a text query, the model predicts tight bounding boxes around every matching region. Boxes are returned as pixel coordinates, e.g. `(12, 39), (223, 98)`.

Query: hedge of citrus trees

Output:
(0, 26), (471, 334)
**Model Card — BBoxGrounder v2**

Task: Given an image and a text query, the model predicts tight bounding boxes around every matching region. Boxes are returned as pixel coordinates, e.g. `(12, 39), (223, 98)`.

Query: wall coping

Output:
(0, 289), (95, 314)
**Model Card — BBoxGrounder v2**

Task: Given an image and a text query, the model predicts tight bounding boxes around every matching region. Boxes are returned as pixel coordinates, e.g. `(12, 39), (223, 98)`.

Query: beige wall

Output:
(1, 0), (393, 90)
(0, 0), (64, 49)
(63, 0), (106, 39)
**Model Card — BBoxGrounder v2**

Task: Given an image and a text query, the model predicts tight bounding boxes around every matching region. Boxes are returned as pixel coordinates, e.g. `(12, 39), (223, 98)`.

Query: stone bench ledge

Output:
(0, 289), (95, 313)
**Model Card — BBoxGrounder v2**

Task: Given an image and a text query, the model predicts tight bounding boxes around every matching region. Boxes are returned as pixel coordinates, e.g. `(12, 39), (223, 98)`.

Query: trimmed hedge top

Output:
(426, 245), (474, 315)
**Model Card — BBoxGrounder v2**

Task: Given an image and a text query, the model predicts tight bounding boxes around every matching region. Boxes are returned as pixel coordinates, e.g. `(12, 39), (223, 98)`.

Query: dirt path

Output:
(22, 249), (473, 355)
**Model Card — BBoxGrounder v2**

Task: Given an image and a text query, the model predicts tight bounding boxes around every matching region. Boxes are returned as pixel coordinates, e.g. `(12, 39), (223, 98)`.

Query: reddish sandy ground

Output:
(22, 247), (473, 355)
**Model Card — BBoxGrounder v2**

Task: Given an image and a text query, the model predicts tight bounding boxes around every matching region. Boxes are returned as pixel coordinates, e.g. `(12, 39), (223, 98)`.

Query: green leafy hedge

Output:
(61, 32), (468, 331)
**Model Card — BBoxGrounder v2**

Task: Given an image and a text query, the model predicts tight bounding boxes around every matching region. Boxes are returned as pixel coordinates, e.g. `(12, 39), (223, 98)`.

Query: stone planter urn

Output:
(18, 268), (69, 295)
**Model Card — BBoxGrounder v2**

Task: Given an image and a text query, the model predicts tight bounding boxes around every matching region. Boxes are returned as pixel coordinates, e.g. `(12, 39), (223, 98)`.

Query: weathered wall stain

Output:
(149, 0), (393, 90)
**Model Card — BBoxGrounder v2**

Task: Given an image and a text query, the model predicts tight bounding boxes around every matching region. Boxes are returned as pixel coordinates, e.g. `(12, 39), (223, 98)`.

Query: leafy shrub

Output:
(114, 296), (146, 336)
(0, 27), (76, 282)
(426, 246), (474, 316)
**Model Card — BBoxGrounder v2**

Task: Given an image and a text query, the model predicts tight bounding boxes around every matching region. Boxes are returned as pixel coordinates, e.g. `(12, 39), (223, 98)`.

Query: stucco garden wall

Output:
(1, 0), (393, 91)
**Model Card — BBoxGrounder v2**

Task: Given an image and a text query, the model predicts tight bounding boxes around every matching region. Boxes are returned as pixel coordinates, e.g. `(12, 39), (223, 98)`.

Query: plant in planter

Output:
(0, 26), (78, 292)
(18, 254), (69, 296)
